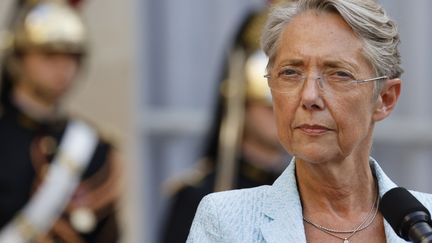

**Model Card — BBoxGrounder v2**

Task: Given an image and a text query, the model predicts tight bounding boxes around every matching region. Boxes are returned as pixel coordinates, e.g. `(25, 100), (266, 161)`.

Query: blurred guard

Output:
(161, 6), (288, 243)
(0, 0), (120, 242)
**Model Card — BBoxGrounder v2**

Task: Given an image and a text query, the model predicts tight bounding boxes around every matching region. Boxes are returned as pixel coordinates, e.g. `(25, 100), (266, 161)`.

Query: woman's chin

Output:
(291, 147), (340, 165)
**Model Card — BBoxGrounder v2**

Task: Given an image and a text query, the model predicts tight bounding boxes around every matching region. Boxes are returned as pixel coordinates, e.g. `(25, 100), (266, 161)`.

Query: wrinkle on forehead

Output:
(273, 10), (374, 75)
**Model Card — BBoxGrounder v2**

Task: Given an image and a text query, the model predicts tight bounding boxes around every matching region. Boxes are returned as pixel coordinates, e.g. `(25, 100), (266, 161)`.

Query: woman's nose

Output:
(300, 76), (325, 111)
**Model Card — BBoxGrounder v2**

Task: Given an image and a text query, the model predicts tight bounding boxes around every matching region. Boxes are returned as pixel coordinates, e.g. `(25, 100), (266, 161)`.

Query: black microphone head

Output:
(380, 187), (431, 239)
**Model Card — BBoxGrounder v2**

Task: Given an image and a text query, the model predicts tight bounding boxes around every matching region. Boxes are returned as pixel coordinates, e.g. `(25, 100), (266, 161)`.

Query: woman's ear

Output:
(373, 78), (401, 122)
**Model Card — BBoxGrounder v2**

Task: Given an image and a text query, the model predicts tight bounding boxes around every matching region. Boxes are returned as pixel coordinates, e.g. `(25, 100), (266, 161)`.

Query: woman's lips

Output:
(297, 124), (331, 135)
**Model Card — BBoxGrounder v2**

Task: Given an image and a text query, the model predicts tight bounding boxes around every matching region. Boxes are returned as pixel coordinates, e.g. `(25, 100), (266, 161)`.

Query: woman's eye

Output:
(334, 71), (353, 79)
(278, 68), (298, 77)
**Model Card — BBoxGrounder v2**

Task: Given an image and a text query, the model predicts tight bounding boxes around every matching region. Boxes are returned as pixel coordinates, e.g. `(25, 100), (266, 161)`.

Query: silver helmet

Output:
(8, 0), (87, 55)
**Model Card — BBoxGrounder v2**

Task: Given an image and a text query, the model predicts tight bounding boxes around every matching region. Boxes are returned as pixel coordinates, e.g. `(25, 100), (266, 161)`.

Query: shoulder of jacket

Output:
(204, 184), (270, 206)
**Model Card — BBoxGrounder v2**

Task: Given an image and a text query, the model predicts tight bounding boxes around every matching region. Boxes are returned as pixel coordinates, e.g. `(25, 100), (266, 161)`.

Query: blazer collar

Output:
(260, 159), (306, 242)
(260, 157), (406, 243)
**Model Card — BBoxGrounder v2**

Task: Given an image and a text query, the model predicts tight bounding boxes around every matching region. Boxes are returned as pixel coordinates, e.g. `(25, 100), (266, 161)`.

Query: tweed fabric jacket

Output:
(187, 157), (432, 243)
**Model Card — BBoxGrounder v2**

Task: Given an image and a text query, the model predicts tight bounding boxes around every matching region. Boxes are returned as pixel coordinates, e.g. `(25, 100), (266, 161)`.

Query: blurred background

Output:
(1, 0), (432, 243)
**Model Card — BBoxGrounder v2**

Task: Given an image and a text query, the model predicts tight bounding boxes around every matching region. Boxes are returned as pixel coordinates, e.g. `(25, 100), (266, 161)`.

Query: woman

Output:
(187, 0), (432, 242)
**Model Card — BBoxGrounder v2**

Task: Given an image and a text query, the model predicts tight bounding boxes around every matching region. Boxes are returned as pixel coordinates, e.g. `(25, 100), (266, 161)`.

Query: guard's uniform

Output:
(0, 97), (120, 243)
(0, 1), (121, 242)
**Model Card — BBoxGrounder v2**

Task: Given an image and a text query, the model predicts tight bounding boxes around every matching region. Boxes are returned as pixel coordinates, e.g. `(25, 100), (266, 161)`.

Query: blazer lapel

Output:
(371, 158), (407, 243)
(260, 161), (307, 243)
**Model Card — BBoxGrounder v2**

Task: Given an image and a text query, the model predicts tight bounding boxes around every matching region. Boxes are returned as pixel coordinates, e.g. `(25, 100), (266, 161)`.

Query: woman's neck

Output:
(296, 154), (377, 219)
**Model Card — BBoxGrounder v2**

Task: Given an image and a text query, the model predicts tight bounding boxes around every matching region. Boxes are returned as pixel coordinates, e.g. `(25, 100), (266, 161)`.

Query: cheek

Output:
(271, 94), (298, 150)
(329, 93), (374, 152)
(24, 60), (52, 82)
(63, 62), (79, 80)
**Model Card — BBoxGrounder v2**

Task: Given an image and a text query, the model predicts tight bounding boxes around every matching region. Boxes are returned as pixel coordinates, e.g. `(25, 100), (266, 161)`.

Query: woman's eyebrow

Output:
(277, 59), (304, 68)
(322, 59), (359, 71)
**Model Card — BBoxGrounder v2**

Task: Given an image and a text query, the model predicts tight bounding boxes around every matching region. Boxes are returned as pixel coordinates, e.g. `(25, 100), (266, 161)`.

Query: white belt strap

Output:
(0, 120), (98, 243)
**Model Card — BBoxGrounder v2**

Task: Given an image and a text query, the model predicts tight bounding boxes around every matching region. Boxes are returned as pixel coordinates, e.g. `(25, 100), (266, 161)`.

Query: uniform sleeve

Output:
(186, 194), (222, 243)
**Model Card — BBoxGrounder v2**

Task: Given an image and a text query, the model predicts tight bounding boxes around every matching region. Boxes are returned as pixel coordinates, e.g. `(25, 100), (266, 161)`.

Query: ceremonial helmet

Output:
(7, 0), (87, 55)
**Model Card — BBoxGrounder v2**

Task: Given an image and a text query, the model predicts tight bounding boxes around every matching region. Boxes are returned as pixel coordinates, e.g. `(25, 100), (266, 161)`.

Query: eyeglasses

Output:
(264, 68), (388, 94)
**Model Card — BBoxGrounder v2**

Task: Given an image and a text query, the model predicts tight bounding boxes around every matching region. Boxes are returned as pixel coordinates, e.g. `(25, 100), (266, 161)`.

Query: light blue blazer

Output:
(187, 158), (432, 242)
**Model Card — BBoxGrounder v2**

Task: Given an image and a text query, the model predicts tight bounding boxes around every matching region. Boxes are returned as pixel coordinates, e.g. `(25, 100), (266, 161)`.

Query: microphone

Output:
(380, 187), (432, 243)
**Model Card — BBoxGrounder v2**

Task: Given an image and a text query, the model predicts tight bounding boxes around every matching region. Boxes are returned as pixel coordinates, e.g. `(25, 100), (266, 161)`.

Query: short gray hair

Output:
(261, 0), (403, 80)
